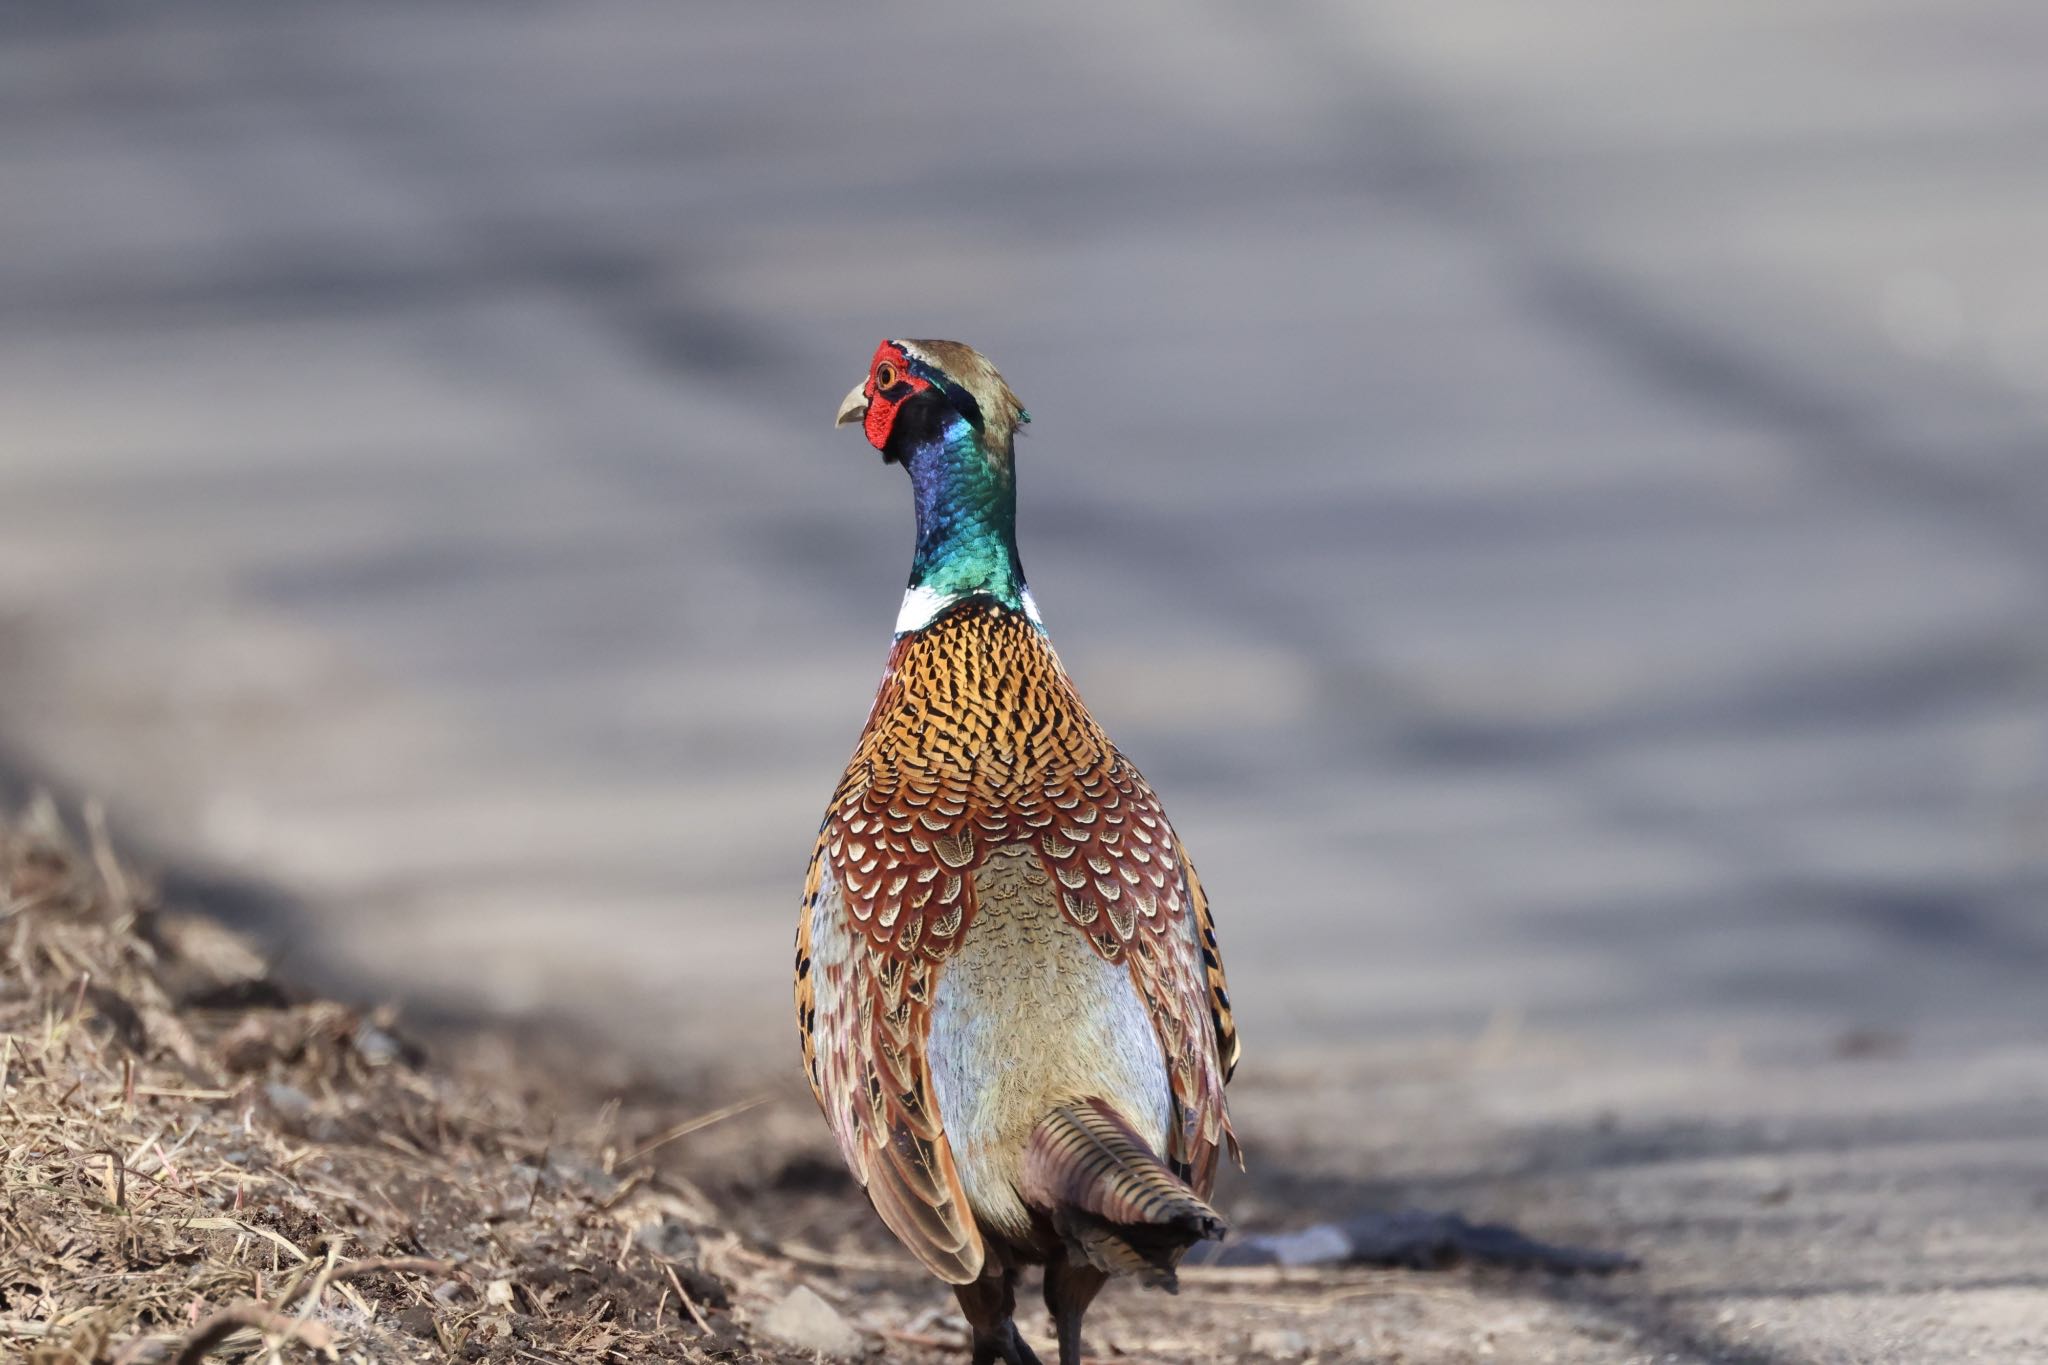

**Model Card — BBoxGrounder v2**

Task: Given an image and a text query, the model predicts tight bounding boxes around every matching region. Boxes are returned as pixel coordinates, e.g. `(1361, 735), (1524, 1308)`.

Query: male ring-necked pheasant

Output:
(795, 340), (1240, 1365)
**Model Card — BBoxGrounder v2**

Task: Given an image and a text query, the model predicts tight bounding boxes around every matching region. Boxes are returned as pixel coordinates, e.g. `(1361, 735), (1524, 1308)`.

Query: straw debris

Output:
(0, 801), (821, 1364)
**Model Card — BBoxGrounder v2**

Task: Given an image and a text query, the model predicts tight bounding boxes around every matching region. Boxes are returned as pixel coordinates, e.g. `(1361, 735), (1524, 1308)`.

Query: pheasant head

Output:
(835, 339), (1037, 634)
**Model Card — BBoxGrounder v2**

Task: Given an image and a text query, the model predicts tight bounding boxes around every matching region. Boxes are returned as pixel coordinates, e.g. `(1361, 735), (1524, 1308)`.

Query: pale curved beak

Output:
(835, 381), (869, 429)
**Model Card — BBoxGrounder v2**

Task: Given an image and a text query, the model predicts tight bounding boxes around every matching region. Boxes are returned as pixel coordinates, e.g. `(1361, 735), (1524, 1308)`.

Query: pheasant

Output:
(795, 340), (1240, 1365)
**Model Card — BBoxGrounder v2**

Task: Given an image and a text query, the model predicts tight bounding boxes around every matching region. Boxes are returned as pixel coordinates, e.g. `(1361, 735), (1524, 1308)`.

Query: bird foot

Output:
(969, 1320), (1043, 1365)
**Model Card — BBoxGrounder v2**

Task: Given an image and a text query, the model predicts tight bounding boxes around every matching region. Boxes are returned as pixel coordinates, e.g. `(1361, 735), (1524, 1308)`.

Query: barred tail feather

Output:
(1021, 1098), (1227, 1290)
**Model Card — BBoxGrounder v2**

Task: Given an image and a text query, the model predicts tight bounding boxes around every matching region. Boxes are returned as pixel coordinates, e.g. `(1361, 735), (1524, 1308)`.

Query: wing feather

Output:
(797, 833), (985, 1283)
(1031, 758), (1239, 1190)
(1183, 858), (1241, 1083)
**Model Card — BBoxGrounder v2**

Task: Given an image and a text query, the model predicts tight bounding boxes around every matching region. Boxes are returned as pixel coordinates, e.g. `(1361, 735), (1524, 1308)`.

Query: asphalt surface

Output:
(2, 4), (2045, 1360)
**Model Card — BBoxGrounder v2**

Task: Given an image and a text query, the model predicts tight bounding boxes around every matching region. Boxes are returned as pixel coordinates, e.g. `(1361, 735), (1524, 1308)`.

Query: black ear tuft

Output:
(934, 379), (985, 434)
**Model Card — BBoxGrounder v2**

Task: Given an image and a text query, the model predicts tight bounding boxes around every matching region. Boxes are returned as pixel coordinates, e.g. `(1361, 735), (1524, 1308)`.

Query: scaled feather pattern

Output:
(795, 601), (1238, 1282)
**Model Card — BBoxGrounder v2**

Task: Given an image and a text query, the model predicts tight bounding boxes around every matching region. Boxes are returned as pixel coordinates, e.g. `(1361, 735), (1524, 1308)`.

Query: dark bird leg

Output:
(1043, 1257), (1108, 1365)
(956, 1267), (1042, 1365)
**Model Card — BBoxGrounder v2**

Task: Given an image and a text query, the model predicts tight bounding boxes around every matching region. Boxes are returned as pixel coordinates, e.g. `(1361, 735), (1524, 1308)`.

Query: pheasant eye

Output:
(874, 361), (898, 390)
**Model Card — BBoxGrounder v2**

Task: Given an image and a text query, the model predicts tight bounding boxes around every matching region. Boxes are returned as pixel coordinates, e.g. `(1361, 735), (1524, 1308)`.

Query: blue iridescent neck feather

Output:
(897, 414), (1036, 634)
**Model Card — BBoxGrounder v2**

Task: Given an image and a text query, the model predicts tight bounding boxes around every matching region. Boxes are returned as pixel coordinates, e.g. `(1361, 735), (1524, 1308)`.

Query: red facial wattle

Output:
(861, 340), (931, 450)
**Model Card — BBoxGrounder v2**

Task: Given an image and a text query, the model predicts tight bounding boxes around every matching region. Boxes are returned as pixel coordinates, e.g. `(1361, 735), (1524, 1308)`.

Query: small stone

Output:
(634, 1216), (700, 1263)
(760, 1285), (863, 1359)
(263, 1082), (312, 1121)
(353, 1023), (403, 1067)
(1256, 1222), (1351, 1267)
(393, 1305), (437, 1339)
(1250, 1327), (1309, 1358)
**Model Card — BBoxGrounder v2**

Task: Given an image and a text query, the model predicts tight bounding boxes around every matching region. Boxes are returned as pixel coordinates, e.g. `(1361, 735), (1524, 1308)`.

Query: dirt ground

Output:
(8, 806), (2045, 1365)
(0, 803), (1626, 1365)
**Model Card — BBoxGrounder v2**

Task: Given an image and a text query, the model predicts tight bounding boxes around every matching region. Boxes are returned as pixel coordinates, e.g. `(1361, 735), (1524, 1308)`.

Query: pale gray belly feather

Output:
(927, 847), (1170, 1236)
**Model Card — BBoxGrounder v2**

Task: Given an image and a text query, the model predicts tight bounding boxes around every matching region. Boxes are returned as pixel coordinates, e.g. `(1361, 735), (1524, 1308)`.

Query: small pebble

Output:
(635, 1216), (700, 1262)
(1249, 1326), (1309, 1357)
(354, 1024), (403, 1067)
(393, 1305), (437, 1339)
(760, 1284), (863, 1359)
(263, 1082), (312, 1121)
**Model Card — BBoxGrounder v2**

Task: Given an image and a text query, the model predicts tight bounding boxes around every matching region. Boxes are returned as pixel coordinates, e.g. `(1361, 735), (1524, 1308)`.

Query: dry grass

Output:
(0, 799), (800, 1364)
(0, 798), (1549, 1365)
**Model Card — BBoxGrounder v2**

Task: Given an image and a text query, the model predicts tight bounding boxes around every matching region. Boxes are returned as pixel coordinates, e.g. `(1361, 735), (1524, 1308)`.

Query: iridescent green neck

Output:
(899, 417), (1031, 632)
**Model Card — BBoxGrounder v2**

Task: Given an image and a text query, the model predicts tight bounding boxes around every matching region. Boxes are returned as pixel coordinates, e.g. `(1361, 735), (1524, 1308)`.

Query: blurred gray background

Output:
(3, 3), (2047, 1355)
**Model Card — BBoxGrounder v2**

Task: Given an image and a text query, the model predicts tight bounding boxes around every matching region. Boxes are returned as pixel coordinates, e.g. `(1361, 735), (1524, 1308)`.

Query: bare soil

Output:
(0, 804), (1610, 1365)
(7, 803), (2042, 1365)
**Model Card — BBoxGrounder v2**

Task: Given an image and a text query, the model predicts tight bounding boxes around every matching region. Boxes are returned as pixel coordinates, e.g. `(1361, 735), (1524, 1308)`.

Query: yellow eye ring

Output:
(874, 361), (898, 390)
